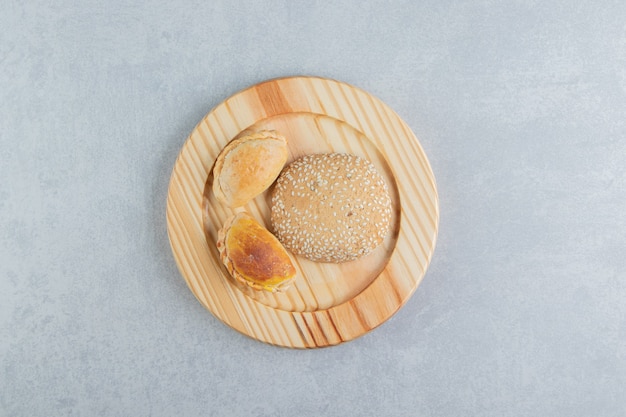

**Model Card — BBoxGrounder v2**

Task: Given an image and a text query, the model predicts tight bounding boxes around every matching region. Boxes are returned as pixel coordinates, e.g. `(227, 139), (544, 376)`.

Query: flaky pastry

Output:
(212, 130), (288, 207)
(217, 212), (296, 292)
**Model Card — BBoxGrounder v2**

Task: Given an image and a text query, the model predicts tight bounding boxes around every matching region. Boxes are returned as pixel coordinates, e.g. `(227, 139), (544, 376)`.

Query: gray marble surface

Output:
(2, 1), (626, 416)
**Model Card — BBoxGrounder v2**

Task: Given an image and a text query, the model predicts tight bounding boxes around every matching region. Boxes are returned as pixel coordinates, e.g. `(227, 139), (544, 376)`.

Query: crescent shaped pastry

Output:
(212, 130), (288, 207)
(217, 212), (296, 292)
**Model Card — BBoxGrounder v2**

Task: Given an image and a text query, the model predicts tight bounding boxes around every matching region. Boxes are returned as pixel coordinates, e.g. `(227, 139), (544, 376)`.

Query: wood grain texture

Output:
(166, 76), (439, 348)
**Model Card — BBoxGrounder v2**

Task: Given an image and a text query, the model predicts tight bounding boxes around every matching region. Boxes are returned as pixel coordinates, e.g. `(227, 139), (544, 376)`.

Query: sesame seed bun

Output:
(270, 153), (392, 263)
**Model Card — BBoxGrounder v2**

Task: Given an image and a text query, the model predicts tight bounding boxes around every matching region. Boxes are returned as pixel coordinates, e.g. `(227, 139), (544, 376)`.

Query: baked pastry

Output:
(270, 153), (392, 263)
(217, 212), (296, 292)
(212, 130), (288, 207)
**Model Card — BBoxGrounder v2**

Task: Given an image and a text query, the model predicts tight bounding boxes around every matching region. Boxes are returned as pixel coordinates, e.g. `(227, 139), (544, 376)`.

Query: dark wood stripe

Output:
(255, 81), (292, 116)
(311, 312), (330, 346)
(290, 313), (310, 348)
(348, 299), (370, 331)
(300, 313), (319, 347)
(325, 310), (344, 343)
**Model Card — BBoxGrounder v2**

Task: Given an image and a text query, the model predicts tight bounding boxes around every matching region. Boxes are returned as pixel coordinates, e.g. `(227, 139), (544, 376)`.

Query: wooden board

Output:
(166, 76), (439, 348)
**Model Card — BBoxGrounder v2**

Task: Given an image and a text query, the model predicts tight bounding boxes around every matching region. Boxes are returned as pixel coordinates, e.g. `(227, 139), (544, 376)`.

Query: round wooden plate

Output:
(166, 76), (438, 348)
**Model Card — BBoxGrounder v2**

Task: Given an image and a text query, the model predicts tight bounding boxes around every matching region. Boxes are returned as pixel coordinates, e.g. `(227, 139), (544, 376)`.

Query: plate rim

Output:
(166, 75), (439, 348)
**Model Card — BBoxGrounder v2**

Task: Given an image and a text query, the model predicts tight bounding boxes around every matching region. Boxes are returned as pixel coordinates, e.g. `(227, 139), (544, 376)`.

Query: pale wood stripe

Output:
(268, 309), (303, 347)
(223, 100), (243, 132)
(395, 115), (439, 194)
(200, 116), (225, 158)
(228, 286), (269, 342)
(168, 199), (230, 325)
(226, 89), (265, 128)
(213, 105), (245, 140)
(187, 136), (214, 176)
(171, 164), (202, 215)
(171, 168), (202, 234)
(206, 110), (230, 148)
(167, 199), (212, 308)
(264, 305), (303, 347)
(386, 244), (419, 299)
(240, 283), (297, 347)
(323, 80), (351, 122)
(279, 260), (309, 312)
(303, 79), (333, 116)
(244, 296), (279, 345)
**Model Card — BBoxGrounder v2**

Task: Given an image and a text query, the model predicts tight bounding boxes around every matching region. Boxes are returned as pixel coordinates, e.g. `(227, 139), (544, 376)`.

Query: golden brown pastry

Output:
(270, 153), (392, 263)
(212, 130), (288, 207)
(217, 212), (296, 292)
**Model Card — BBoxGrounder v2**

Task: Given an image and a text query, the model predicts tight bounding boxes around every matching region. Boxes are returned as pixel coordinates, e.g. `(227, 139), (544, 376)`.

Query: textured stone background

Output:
(2, 1), (626, 416)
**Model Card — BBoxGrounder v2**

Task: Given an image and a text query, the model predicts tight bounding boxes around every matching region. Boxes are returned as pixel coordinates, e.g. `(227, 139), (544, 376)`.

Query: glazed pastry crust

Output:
(212, 130), (288, 207)
(217, 212), (296, 292)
